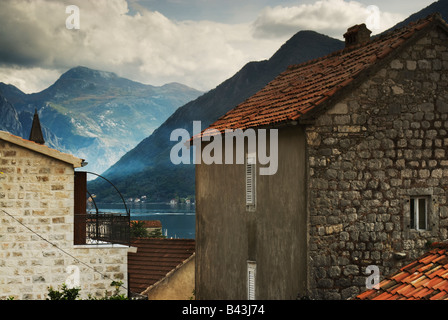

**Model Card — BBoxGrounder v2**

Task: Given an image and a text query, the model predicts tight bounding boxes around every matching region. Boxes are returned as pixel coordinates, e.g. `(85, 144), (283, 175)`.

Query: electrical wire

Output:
(0, 208), (128, 291)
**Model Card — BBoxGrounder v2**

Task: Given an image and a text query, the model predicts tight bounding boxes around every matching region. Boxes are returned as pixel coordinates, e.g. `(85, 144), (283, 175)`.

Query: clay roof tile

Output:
(195, 13), (446, 139)
(356, 244), (448, 300)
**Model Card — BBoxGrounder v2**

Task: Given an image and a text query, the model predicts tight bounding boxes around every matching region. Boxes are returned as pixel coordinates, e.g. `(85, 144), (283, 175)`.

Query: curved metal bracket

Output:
(80, 171), (130, 216)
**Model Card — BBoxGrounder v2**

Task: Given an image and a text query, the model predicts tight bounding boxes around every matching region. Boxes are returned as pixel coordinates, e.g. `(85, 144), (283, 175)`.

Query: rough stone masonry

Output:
(306, 28), (448, 299)
(0, 136), (129, 300)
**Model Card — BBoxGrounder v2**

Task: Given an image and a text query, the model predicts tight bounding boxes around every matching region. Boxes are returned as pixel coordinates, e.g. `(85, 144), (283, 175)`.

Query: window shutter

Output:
(418, 198), (427, 230)
(74, 171), (87, 245)
(410, 196), (429, 230)
(247, 261), (256, 300)
(246, 155), (256, 206)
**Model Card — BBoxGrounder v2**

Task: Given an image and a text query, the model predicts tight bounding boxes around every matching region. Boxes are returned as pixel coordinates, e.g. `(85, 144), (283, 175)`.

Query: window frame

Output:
(247, 261), (256, 300)
(245, 153), (256, 209)
(410, 196), (429, 231)
(402, 188), (437, 239)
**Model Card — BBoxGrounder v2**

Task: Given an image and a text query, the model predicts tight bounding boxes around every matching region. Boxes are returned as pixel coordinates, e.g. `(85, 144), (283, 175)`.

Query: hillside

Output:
(90, 30), (345, 202)
(0, 66), (202, 174)
(92, 0), (448, 202)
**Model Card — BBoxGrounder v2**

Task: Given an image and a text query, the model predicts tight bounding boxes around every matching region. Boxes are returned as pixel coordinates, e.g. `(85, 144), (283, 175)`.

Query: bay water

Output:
(92, 202), (196, 239)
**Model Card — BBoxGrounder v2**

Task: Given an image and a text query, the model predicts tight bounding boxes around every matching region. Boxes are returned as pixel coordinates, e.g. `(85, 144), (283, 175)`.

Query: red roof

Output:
(356, 243), (448, 300)
(196, 13), (446, 139)
(128, 238), (195, 294)
(131, 220), (162, 228)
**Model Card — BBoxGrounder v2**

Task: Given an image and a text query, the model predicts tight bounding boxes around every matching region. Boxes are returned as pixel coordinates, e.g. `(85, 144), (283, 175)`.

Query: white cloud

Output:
(252, 0), (405, 40)
(0, 0), (405, 94)
(0, 0), (283, 93)
(0, 66), (62, 94)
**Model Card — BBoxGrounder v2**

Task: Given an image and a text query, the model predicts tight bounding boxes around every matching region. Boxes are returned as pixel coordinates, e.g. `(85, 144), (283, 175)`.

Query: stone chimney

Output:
(29, 109), (45, 145)
(343, 23), (372, 47)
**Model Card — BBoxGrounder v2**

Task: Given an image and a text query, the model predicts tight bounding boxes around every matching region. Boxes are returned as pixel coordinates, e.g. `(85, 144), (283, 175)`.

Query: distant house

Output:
(132, 219), (162, 235)
(128, 238), (195, 300)
(0, 121), (132, 299)
(194, 14), (448, 300)
(356, 242), (448, 300)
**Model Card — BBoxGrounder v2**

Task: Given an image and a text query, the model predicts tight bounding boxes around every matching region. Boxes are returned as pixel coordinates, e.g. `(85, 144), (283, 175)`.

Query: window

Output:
(247, 261), (256, 300)
(410, 197), (428, 230)
(246, 153), (256, 207)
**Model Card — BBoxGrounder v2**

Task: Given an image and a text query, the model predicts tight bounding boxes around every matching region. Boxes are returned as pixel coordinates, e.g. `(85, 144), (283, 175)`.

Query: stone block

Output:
(327, 103), (348, 114)
(390, 59), (404, 69)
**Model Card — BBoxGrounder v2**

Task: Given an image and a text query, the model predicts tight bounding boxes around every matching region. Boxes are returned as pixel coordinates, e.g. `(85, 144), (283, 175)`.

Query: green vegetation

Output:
(47, 281), (128, 300)
(89, 164), (195, 203)
(130, 221), (166, 239)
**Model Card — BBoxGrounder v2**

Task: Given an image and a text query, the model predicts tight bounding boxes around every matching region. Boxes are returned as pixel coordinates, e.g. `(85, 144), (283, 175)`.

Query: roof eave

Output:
(0, 130), (84, 168)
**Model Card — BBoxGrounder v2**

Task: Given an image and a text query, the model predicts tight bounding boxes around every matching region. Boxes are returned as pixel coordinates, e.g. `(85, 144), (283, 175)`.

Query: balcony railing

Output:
(74, 171), (130, 246)
(86, 212), (130, 245)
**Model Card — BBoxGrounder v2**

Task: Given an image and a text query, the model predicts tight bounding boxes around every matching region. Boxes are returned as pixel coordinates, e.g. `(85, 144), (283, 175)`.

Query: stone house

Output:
(0, 128), (132, 299)
(194, 14), (448, 300)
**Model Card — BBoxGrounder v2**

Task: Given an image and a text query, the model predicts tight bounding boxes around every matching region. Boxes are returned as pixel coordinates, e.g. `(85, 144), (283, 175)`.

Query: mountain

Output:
(92, 0), (448, 203)
(90, 30), (345, 202)
(384, 0), (448, 32)
(0, 92), (23, 137)
(0, 66), (202, 174)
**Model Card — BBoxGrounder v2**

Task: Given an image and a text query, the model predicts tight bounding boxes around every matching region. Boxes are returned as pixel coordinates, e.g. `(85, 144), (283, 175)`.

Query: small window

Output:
(410, 197), (428, 230)
(246, 154), (256, 207)
(247, 261), (256, 300)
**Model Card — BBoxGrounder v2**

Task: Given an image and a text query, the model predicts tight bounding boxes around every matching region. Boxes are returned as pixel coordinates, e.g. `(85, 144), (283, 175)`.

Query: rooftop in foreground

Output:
(356, 243), (448, 300)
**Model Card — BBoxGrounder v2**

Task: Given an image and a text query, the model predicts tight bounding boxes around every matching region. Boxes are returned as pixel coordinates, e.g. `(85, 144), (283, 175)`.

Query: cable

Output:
(0, 208), (128, 291)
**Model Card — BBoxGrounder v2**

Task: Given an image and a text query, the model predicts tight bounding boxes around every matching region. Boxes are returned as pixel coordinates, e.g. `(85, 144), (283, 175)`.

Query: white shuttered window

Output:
(247, 261), (256, 300)
(246, 154), (256, 207)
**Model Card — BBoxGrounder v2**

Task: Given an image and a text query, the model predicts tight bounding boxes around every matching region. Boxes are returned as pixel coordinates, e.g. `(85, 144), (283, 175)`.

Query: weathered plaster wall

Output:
(143, 254), (195, 300)
(196, 126), (307, 300)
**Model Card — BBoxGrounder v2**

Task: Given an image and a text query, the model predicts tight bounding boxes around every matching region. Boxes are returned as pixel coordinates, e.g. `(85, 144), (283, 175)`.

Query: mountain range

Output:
(90, 0), (448, 203)
(0, 67), (202, 174)
(2, 0), (447, 203)
(89, 30), (345, 202)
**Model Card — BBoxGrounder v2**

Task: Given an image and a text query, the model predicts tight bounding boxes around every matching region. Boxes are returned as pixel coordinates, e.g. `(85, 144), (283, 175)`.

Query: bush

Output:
(47, 281), (129, 300)
(47, 284), (81, 300)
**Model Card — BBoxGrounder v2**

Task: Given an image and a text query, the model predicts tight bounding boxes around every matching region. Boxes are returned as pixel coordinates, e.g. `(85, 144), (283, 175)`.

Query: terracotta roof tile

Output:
(356, 243), (448, 300)
(194, 13), (447, 140)
(131, 220), (162, 228)
(128, 238), (195, 295)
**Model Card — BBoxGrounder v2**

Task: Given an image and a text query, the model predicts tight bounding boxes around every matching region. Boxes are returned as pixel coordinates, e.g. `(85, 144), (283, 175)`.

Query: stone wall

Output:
(0, 139), (129, 300)
(306, 28), (448, 299)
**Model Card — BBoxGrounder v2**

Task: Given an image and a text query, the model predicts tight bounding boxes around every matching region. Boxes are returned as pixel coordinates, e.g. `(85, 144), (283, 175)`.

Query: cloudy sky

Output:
(0, 0), (435, 94)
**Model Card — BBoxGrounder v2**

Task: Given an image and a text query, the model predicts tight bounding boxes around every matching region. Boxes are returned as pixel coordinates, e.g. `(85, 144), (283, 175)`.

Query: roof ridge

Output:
(287, 12), (443, 73)
(0, 130), (83, 167)
(200, 12), (448, 136)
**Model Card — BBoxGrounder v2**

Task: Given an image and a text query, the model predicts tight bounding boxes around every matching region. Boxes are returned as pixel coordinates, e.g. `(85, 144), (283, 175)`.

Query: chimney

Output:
(29, 109), (45, 145)
(343, 23), (371, 48)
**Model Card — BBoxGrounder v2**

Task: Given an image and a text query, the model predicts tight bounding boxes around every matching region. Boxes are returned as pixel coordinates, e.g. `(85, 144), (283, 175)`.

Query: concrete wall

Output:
(306, 28), (448, 299)
(196, 125), (307, 299)
(143, 254), (195, 300)
(0, 140), (129, 300)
